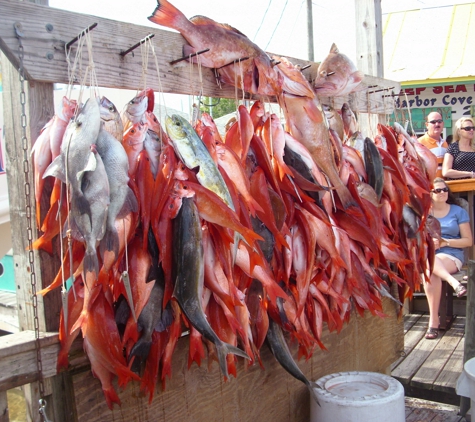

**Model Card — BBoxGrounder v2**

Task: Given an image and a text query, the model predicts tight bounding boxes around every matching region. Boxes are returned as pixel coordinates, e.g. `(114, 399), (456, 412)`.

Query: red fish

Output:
(148, 0), (282, 96)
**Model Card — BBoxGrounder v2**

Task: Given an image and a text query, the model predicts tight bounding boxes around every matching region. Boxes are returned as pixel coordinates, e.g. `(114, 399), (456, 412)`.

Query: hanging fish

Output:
(172, 197), (249, 379)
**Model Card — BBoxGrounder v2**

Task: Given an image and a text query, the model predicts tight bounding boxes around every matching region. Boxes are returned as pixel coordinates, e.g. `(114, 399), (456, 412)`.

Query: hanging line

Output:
(139, 38), (150, 91)
(404, 91), (416, 136)
(148, 37), (168, 146)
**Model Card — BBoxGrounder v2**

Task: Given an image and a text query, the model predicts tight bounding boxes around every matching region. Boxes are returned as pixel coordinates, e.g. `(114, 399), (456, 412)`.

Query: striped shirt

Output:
(418, 133), (448, 178)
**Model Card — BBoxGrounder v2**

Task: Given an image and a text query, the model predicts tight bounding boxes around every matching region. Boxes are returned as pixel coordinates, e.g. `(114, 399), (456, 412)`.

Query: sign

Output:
(391, 107), (452, 131)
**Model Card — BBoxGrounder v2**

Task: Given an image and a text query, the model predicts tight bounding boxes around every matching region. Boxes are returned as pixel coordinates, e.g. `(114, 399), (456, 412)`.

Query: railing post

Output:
(461, 259), (475, 415)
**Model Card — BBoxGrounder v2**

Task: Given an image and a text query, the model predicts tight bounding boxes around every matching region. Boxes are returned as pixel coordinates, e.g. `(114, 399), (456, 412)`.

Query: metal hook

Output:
(169, 48), (210, 65)
(217, 56), (250, 69)
(367, 86), (395, 95)
(39, 399), (53, 422)
(120, 33), (155, 56)
(65, 23), (98, 50)
(299, 64), (311, 71)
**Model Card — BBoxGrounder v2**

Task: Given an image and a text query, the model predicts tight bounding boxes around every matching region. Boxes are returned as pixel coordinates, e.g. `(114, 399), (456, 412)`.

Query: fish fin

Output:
(148, 0), (189, 31)
(307, 381), (321, 407)
(303, 101), (323, 124)
(102, 386), (121, 410)
(117, 187), (138, 218)
(156, 307), (174, 332)
(129, 339), (152, 363)
(216, 341), (250, 378)
(43, 155), (66, 182)
(74, 194), (93, 223)
(84, 249), (99, 277)
(99, 228), (119, 262)
(30, 235), (54, 255)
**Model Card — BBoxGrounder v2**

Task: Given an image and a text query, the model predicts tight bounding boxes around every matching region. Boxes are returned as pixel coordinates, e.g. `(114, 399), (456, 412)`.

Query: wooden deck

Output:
(0, 290), (18, 334)
(392, 311), (466, 406)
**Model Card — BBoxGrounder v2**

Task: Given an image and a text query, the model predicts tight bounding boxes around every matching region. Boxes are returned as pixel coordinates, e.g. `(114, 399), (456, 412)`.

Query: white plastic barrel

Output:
(456, 357), (475, 411)
(310, 371), (405, 422)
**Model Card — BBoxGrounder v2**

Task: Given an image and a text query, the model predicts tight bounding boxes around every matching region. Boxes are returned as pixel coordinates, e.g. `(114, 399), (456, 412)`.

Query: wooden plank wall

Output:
(71, 298), (403, 422)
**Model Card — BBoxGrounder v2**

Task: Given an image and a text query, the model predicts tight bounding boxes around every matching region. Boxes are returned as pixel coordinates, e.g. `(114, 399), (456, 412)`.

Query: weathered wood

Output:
(0, 331), (59, 391)
(0, 390), (8, 422)
(411, 319), (464, 390)
(69, 297), (402, 422)
(434, 335), (465, 394)
(392, 315), (441, 384)
(0, 0), (399, 114)
(1, 51), (62, 335)
(391, 314), (428, 372)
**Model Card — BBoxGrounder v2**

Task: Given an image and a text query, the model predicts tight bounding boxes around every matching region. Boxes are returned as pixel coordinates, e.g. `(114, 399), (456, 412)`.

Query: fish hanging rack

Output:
(0, 0), (400, 114)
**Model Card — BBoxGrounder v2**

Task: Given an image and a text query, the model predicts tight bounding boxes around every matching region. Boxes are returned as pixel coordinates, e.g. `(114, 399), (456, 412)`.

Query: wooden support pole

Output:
(461, 259), (475, 416)
(0, 390), (8, 422)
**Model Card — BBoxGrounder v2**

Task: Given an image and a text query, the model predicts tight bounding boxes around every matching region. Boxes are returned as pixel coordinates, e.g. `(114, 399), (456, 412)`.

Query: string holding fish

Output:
(190, 50), (204, 126)
(121, 218), (136, 323)
(404, 91), (416, 137)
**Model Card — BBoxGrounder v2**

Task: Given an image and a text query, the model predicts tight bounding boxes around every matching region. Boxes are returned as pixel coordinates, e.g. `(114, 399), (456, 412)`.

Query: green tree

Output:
(199, 96), (238, 119)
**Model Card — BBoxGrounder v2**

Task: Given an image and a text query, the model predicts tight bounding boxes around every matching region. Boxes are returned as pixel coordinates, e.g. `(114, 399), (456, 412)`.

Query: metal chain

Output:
(15, 22), (49, 421)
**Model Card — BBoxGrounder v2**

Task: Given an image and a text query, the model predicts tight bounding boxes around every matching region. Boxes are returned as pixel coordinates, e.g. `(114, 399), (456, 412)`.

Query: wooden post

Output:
(461, 259), (475, 415)
(354, 0), (386, 136)
(0, 390), (8, 422)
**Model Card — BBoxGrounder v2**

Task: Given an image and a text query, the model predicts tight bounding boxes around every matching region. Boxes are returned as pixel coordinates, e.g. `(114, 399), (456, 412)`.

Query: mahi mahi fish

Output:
(173, 197), (249, 379)
(267, 318), (320, 405)
(165, 114), (234, 210)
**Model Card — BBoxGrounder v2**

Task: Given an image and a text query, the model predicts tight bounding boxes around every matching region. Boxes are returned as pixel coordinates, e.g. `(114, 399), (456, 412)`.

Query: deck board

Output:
(392, 312), (467, 408)
(411, 319), (465, 391)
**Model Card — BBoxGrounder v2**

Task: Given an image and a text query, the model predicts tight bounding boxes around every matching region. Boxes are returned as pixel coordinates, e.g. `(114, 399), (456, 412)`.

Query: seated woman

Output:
(424, 178), (472, 340)
(442, 117), (475, 179)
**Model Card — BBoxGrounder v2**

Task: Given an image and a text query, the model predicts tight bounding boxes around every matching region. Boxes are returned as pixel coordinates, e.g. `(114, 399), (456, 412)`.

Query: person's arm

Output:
(442, 152), (475, 179)
(441, 221), (473, 248)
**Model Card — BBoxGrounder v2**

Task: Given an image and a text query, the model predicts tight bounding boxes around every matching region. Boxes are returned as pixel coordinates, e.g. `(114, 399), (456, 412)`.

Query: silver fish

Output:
(144, 129), (162, 179)
(69, 148), (110, 275)
(165, 114), (234, 210)
(96, 126), (138, 261)
(44, 97), (102, 222)
(266, 318), (320, 405)
(100, 96), (124, 142)
(173, 197), (249, 379)
(121, 89), (150, 132)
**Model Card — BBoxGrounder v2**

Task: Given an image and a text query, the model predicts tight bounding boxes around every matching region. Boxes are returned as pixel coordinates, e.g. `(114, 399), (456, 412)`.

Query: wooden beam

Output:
(0, 331), (59, 391)
(0, 0), (399, 114)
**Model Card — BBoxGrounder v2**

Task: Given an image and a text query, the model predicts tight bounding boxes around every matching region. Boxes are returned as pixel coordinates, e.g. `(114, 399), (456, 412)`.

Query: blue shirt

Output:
(437, 204), (470, 263)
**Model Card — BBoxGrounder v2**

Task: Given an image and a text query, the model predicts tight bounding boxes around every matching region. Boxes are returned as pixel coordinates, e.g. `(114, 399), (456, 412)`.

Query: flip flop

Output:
(425, 327), (439, 340)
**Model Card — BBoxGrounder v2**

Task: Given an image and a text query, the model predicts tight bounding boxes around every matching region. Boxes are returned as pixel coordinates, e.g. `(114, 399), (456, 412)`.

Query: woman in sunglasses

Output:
(424, 178), (472, 339)
(442, 117), (475, 179)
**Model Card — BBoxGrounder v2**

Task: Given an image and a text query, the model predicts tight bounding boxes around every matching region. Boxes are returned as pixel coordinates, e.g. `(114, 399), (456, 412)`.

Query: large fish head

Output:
(313, 43), (363, 96)
(99, 96), (119, 122)
(165, 114), (193, 143)
(124, 91), (149, 119)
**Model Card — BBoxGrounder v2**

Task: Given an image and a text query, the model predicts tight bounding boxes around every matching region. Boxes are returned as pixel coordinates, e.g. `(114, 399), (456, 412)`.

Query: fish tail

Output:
(102, 386), (121, 410)
(100, 228), (119, 261)
(84, 249), (99, 277)
(336, 184), (359, 211)
(148, 0), (188, 31)
(307, 381), (321, 407)
(216, 341), (250, 378)
(30, 235), (54, 255)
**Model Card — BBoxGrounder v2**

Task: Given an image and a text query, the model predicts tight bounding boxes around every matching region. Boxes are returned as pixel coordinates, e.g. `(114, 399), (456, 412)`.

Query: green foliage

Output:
(199, 96), (238, 119)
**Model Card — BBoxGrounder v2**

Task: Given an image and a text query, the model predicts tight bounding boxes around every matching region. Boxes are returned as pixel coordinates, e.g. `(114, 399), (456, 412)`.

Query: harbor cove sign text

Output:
(391, 83), (475, 131)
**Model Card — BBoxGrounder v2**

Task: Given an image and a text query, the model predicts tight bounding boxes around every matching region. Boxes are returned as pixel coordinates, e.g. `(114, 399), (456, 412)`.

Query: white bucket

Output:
(456, 357), (475, 411)
(311, 371), (405, 422)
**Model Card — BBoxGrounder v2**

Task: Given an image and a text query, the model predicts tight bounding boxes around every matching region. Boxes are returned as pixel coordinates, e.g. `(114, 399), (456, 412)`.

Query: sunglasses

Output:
(431, 187), (449, 193)
(461, 126), (475, 131)
(428, 119), (443, 124)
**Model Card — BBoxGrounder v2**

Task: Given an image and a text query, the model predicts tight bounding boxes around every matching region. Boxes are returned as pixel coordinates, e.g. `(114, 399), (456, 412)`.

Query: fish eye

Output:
(131, 129), (136, 134)
(108, 106), (114, 111)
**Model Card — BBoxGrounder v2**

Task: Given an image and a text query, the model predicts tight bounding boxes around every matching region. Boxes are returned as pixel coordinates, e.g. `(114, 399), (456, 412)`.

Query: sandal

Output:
(425, 327), (439, 340)
(455, 284), (467, 298)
